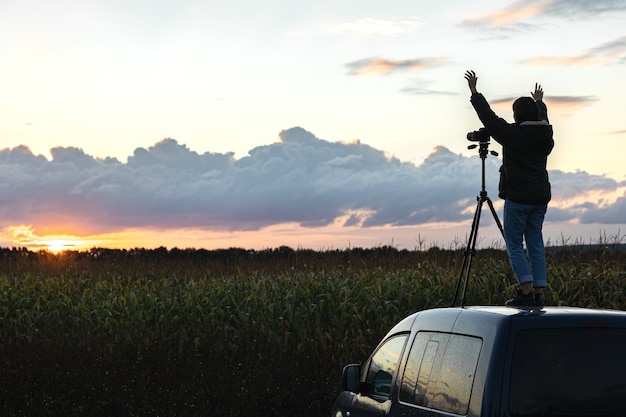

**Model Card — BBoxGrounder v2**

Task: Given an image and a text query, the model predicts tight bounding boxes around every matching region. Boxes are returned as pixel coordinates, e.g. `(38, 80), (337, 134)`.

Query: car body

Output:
(331, 306), (626, 417)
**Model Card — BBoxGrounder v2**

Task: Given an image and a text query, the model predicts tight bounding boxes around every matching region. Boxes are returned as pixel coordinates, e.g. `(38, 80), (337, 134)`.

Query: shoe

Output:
(534, 293), (544, 308)
(505, 290), (535, 307)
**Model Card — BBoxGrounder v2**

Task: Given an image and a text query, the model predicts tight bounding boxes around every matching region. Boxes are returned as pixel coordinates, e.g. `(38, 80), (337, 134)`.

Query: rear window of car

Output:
(510, 328), (626, 417)
(399, 331), (482, 415)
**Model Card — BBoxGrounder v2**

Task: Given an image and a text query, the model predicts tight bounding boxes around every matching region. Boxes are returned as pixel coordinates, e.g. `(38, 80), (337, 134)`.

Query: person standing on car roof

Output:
(464, 70), (554, 307)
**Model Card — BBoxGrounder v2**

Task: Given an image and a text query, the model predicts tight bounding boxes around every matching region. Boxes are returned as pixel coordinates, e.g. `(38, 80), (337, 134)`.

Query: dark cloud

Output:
(547, 170), (625, 225)
(0, 127), (622, 236)
(549, 170), (621, 199)
(580, 191), (626, 224)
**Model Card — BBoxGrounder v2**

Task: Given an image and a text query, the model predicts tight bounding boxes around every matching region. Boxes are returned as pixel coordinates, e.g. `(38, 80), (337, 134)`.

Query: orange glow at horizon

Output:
(1, 221), (454, 252)
(3, 225), (92, 252)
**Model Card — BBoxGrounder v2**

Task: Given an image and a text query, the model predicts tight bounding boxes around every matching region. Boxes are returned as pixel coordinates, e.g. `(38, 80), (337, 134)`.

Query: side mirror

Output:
(342, 364), (361, 392)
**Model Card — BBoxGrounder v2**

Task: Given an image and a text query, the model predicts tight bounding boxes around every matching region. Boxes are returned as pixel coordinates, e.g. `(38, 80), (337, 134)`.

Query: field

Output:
(1, 242), (625, 417)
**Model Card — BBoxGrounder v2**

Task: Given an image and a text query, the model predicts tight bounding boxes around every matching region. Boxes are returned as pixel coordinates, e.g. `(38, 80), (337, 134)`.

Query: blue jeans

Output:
(503, 200), (547, 288)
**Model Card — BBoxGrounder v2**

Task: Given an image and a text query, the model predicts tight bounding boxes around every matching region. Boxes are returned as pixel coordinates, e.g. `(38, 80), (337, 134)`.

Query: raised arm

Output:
(464, 70), (478, 94)
(532, 83), (549, 122)
(531, 83), (543, 101)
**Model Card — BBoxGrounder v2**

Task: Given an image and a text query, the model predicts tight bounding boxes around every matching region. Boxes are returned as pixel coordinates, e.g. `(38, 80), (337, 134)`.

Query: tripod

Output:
(451, 140), (505, 307)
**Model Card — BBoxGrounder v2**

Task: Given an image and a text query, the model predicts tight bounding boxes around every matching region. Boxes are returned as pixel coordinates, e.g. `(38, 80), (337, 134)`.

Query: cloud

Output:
(549, 170), (622, 200)
(523, 36), (626, 67)
(460, 0), (626, 36)
(541, 95), (600, 111)
(542, 0), (626, 18)
(459, 0), (550, 35)
(463, 0), (551, 26)
(400, 80), (457, 96)
(0, 127), (623, 240)
(329, 17), (425, 37)
(345, 57), (445, 77)
(579, 190), (626, 224)
(488, 95), (598, 116)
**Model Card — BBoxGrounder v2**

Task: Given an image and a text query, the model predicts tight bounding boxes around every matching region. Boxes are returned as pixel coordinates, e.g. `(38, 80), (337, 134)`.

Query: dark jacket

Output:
(470, 93), (554, 205)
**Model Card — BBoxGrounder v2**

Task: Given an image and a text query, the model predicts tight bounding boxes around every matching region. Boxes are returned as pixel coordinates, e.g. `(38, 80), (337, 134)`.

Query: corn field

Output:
(0, 243), (624, 416)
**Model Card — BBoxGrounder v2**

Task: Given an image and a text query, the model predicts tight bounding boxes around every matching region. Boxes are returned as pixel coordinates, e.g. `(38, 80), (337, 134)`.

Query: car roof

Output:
(465, 305), (626, 314)
(463, 305), (626, 320)
(384, 305), (626, 338)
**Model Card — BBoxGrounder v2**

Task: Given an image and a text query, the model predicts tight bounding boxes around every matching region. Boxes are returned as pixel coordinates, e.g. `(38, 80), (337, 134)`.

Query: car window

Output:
(510, 328), (626, 417)
(400, 332), (482, 415)
(362, 334), (408, 399)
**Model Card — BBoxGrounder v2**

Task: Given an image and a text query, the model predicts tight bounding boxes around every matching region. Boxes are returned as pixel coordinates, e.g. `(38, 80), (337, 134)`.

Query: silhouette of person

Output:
(464, 70), (554, 307)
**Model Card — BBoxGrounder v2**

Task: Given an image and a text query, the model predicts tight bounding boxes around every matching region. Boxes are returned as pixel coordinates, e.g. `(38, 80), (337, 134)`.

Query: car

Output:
(331, 306), (626, 417)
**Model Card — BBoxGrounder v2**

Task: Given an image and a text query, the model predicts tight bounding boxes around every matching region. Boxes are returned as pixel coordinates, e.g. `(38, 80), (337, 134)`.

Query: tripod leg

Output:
(460, 200), (483, 306)
(486, 197), (504, 239)
(452, 197), (483, 307)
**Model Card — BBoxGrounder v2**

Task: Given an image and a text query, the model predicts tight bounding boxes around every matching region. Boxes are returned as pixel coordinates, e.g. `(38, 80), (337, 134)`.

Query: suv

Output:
(331, 306), (626, 417)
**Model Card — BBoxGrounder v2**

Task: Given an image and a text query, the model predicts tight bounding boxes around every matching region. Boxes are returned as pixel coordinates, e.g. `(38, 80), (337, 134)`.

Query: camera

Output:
(466, 127), (490, 142)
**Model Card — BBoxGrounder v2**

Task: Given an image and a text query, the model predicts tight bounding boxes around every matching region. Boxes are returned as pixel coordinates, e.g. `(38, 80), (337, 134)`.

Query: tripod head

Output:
(468, 140), (498, 159)
(467, 140), (498, 197)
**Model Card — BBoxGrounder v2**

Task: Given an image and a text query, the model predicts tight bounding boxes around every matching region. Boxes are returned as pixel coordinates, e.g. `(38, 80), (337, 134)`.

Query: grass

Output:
(0, 242), (624, 416)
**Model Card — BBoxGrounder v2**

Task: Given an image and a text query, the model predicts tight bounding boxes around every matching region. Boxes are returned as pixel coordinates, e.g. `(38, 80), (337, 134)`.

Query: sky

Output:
(0, 0), (625, 252)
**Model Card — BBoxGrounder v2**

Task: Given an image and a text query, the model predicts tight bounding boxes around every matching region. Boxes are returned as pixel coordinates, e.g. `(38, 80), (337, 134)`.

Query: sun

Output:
(45, 239), (79, 253)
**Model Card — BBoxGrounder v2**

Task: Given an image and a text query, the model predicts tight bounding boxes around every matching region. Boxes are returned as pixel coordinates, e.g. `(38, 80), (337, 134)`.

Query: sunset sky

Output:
(0, 0), (625, 251)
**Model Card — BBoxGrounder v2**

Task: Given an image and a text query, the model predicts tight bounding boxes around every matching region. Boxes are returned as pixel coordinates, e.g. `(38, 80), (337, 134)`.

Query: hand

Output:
(531, 83), (543, 101)
(464, 70), (478, 94)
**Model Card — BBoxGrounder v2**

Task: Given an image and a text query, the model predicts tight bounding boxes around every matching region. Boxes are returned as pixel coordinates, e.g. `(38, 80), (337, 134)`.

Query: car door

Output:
(346, 334), (408, 417)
